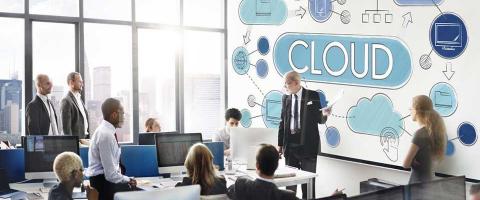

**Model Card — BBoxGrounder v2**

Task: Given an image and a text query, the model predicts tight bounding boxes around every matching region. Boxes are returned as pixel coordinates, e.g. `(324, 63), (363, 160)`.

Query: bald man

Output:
(26, 74), (60, 135)
(278, 71), (331, 199)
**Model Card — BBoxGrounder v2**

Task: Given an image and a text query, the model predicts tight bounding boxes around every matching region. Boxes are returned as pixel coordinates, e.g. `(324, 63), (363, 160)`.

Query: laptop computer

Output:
(0, 168), (23, 198)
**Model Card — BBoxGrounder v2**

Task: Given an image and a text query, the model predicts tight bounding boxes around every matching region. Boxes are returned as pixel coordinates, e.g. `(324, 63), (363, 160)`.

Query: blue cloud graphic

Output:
(394, 0), (443, 6)
(239, 0), (288, 25)
(347, 94), (404, 137)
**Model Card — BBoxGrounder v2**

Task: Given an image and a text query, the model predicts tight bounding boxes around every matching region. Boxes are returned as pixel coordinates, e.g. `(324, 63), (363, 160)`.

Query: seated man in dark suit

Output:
(227, 144), (298, 200)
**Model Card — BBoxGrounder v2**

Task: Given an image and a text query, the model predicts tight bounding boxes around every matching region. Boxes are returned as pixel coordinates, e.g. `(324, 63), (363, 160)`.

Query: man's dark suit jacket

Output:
(278, 87), (327, 157)
(60, 91), (89, 139)
(25, 95), (58, 135)
(227, 178), (298, 200)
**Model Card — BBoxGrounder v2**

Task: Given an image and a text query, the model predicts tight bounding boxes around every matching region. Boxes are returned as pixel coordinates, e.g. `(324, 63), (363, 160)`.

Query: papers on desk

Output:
(273, 167), (296, 179)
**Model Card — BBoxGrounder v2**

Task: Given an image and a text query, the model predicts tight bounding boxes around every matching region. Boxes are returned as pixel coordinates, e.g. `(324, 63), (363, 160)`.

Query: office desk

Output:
(9, 182), (87, 200)
(136, 164), (317, 199)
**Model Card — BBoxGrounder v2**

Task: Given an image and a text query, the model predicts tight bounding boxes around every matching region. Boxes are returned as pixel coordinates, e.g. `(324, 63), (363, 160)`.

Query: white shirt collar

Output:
(37, 93), (49, 102)
(72, 91), (81, 99)
(293, 87), (303, 97)
(101, 120), (116, 133)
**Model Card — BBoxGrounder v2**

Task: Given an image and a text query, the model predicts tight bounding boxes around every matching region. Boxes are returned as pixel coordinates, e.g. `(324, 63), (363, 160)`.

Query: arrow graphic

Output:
(443, 62), (455, 80)
(402, 12), (413, 28)
(243, 28), (251, 45)
(295, 6), (306, 19)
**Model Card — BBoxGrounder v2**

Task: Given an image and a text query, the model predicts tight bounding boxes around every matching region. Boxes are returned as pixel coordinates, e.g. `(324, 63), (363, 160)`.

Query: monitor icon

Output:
(314, 0), (328, 17)
(266, 99), (281, 123)
(434, 91), (453, 108)
(435, 23), (463, 51)
(256, 0), (272, 16)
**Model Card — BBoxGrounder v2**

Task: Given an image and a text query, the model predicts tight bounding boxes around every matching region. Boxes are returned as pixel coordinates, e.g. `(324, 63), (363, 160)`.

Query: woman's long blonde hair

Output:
(184, 143), (217, 194)
(412, 95), (447, 160)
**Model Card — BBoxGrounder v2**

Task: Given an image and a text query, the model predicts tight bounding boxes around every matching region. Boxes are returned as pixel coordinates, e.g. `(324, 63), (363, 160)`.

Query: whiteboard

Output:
(227, 0), (479, 180)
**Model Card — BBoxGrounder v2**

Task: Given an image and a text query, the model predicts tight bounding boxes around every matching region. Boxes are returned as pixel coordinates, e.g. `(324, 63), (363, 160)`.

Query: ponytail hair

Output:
(412, 95), (447, 160)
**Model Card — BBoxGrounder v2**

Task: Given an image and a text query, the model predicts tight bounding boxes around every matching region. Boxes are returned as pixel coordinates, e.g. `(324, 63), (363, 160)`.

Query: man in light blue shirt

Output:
(85, 98), (136, 200)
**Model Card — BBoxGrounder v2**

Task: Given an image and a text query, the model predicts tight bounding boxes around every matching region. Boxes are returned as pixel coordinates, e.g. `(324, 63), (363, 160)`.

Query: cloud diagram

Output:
(394, 0), (444, 6)
(347, 94), (404, 137)
(239, 0), (288, 25)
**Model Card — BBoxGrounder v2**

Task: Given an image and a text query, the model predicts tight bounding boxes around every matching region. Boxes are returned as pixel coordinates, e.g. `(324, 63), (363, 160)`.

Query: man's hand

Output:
(128, 178), (137, 188)
(322, 107), (332, 116)
(278, 146), (284, 157)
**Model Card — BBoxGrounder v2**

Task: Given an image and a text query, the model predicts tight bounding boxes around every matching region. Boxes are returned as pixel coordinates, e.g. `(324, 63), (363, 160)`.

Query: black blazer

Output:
(25, 95), (59, 135)
(175, 176), (227, 195)
(227, 178), (298, 200)
(278, 87), (327, 157)
(60, 91), (89, 139)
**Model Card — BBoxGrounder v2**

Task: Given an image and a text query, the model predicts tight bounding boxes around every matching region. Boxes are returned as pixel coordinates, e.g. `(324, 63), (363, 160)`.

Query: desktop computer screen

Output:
(155, 133), (202, 174)
(409, 176), (465, 200)
(230, 128), (278, 163)
(349, 185), (404, 200)
(138, 132), (178, 145)
(23, 135), (79, 180)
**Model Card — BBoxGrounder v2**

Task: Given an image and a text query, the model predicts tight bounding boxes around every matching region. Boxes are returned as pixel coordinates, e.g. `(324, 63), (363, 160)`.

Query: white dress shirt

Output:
(72, 91), (89, 135)
(37, 93), (59, 135)
(290, 87), (303, 130)
(213, 127), (230, 150)
(85, 120), (129, 183)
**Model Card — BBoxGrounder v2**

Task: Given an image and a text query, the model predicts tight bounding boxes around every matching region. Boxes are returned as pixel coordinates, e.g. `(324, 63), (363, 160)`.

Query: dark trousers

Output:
(89, 174), (133, 200)
(285, 146), (317, 199)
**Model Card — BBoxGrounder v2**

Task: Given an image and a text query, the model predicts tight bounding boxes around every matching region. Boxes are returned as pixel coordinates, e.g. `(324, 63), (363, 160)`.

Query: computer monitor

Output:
(435, 23), (463, 50)
(23, 136), (79, 181)
(138, 132), (178, 145)
(408, 176), (465, 200)
(114, 185), (200, 200)
(348, 185), (404, 200)
(155, 133), (202, 175)
(230, 128), (278, 163)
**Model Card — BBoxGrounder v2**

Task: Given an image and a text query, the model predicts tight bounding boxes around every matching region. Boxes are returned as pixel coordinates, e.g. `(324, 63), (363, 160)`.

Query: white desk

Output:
(136, 164), (317, 199)
(9, 182), (86, 200)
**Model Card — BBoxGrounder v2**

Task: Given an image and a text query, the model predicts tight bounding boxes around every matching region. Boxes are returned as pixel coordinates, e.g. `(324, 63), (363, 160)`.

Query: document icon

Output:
(256, 0), (272, 16)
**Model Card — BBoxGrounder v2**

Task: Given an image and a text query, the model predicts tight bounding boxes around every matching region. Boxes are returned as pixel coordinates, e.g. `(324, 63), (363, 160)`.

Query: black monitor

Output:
(138, 132), (178, 145)
(155, 133), (202, 174)
(316, 193), (347, 200)
(22, 136), (79, 180)
(349, 185), (405, 200)
(408, 176), (466, 200)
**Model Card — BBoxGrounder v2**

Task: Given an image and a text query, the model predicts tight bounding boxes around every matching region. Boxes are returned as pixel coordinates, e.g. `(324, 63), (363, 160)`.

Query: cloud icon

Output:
(394, 0), (444, 6)
(239, 0), (288, 25)
(347, 94), (404, 137)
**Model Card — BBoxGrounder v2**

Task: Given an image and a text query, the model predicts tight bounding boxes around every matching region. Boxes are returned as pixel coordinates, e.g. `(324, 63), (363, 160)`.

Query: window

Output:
(84, 23), (132, 142)
(30, 0), (79, 17)
(135, 0), (180, 25)
(32, 22), (75, 131)
(0, 18), (24, 135)
(0, 0), (24, 13)
(84, 0), (131, 21)
(138, 29), (179, 133)
(184, 31), (224, 139)
(184, 0), (224, 28)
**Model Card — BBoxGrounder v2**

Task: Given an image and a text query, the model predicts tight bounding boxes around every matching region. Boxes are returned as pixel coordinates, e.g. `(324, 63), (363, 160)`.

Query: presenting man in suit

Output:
(61, 72), (90, 139)
(278, 71), (331, 199)
(26, 74), (60, 135)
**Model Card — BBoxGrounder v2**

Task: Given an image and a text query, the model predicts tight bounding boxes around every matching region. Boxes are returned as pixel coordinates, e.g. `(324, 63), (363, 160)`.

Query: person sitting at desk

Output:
(85, 98), (137, 200)
(49, 151), (97, 200)
(175, 143), (227, 195)
(471, 184), (480, 200)
(144, 118), (161, 133)
(227, 144), (298, 200)
(403, 95), (446, 184)
(213, 108), (242, 156)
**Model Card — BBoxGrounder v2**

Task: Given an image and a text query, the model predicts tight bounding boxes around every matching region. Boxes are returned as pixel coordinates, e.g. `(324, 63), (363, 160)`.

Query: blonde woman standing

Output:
(403, 95), (447, 184)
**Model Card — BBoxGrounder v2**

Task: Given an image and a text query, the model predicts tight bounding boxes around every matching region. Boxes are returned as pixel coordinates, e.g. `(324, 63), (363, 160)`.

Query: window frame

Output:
(0, 0), (228, 144)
